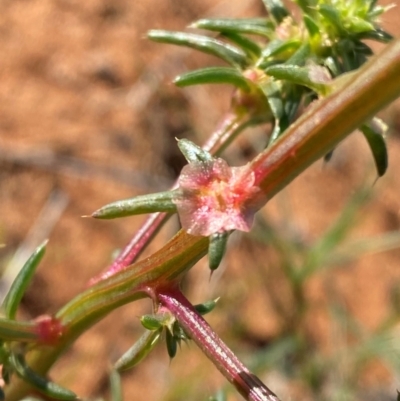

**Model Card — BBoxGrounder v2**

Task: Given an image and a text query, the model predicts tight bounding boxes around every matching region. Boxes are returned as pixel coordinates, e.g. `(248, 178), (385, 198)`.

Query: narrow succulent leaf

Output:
(296, 0), (318, 14)
(114, 329), (161, 372)
(177, 139), (213, 163)
(353, 40), (373, 56)
(357, 28), (393, 43)
(303, 14), (320, 38)
(191, 18), (273, 37)
(257, 39), (301, 69)
(10, 353), (77, 400)
(140, 313), (171, 331)
(208, 232), (228, 271)
(2, 241), (47, 320)
(221, 32), (262, 58)
(261, 0), (290, 24)
(174, 67), (252, 91)
(194, 298), (219, 315)
(319, 4), (344, 32)
(109, 370), (123, 401)
(286, 43), (311, 66)
(361, 121), (388, 177)
(265, 65), (331, 95)
(91, 191), (177, 219)
(147, 30), (248, 68)
(165, 328), (177, 358)
(347, 17), (374, 33)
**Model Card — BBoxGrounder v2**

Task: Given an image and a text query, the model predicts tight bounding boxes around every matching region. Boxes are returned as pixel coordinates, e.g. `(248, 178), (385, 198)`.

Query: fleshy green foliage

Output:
(148, 0), (391, 175)
(1, 1), (398, 400)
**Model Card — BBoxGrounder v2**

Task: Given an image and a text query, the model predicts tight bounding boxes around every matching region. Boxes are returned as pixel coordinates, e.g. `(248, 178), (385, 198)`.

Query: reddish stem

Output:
(90, 112), (257, 284)
(157, 288), (280, 401)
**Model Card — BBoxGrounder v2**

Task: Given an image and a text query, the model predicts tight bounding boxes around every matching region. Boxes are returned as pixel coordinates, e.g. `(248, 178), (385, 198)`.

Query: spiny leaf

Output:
(91, 191), (177, 219)
(114, 329), (162, 372)
(261, 0), (290, 24)
(208, 232), (228, 271)
(177, 138), (213, 164)
(10, 353), (77, 400)
(194, 298), (219, 315)
(174, 67), (252, 91)
(361, 120), (388, 177)
(191, 18), (273, 37)
(147, 30), (248, 68)
(356, 28), (393, 43)
(265, 64), (331, 95)
(2, 241), (47, 320)
(165, 328), (177, 359)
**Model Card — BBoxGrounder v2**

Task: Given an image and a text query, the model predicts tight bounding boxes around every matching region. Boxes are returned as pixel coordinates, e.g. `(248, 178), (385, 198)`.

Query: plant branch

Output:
(157, 287), (280, 401)
(5, 37), (400, 401)
(91, 111), (267, 284)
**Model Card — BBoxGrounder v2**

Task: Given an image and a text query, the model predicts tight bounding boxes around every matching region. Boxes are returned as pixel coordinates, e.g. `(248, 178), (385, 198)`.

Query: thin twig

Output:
(158, 288), (280, 401)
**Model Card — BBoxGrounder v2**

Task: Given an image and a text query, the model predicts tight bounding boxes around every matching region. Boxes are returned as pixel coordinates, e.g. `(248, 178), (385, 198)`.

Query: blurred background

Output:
(1, 0), (400, 400)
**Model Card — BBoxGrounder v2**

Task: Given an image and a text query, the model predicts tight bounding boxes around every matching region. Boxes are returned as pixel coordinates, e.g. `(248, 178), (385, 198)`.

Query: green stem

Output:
(251, 38), (400, 198)
(5, 37), (400, 401)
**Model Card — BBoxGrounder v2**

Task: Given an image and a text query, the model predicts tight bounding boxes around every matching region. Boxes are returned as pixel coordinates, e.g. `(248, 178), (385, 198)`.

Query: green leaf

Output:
(356, 28), (393, 43)
(347, 17), (374, 33)
(191, 18), (273, 37)
(265, 65), (331, 95)
(147, 30), (248, 68)
(257, 39), (301, 69)
(319, 4), (344, 33)
(140, 313), (171, 330)
(166, 328), (177, 359)
(174, 67), (252, 91)
(91, 191), (177, 219)
(10, 353), (77, 400)
(285, 43), (311, 66)
(303, 14), (320, 38)
(361, 120), (388, 177)
(221, 32), (262, 58)
(114, 329), (161, 372)
(194, 298), (219, 315)
(177, 139), (213, 163)
(208, 232), (228, 271)
(261, 0), (290, 24)
(2, 241), (47, 320)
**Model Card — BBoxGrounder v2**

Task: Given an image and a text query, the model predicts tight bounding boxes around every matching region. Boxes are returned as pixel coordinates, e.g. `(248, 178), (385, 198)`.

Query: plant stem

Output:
(251, 38), (400, 199)
(157, 288), (280, 401)
(6, 38), (400, 401)
(91, 112), (266, 284)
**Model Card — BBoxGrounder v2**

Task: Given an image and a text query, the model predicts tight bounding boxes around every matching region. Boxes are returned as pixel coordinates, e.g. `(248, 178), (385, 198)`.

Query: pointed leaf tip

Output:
(11, 353), (77, 400)
(147, 30), (248, 68)
(361, 121), (388, 177)
(92, 191), (177, 219)
(174, 67), (252, 91)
